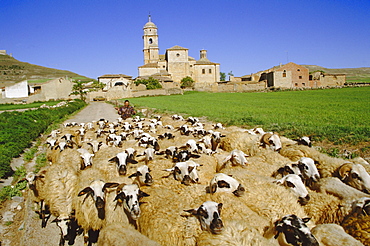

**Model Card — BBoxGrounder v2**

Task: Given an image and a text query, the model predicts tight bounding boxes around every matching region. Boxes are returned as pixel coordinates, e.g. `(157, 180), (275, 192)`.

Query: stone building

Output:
(231, 62), (346, 89)
(97, 74), (133, 91)
(138, 16), (220, 84)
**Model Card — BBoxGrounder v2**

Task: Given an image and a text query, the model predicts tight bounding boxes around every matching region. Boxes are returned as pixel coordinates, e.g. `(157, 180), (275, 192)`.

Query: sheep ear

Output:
(103, 182), (119, 191)
(190, 154), (201, 159)
(339, 163), (353, 180)
(51, 218), (61, 223)
(184, 209), (198, 216)
(128, 159), (138, 164)
(109, 157), (118, 163)
(218, 203), (223, 214)
(188, 166), (195, 173)
(114, 193), (125, 203)
(116, 183), (126, 193)
(138, 190), (150, 198)
(78, 187), (93, 196)
(302, 217), (311, 223)
(286, 181), (296, 188)
(128, 172), (140, 178)
(210, 183), (217, 193)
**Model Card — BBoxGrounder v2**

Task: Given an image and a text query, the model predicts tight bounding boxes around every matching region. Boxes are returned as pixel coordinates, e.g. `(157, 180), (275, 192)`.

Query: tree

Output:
(70, 80), (88, 102)
(180, 76), (195, 88)
(70, 80), (105, 102)
(134, 77), (162, 90)
(228, 71), (234, 76)
(220, 72), (226, 81)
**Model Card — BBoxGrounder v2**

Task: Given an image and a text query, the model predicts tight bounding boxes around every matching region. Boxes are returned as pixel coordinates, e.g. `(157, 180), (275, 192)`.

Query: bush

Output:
(134, 77), (162, 90)
(0, 100), (86, 178)
(180, 76), (195, 88)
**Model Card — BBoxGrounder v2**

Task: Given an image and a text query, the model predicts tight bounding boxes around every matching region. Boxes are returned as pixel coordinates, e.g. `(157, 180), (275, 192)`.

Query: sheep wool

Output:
(311, 223), (364, 246)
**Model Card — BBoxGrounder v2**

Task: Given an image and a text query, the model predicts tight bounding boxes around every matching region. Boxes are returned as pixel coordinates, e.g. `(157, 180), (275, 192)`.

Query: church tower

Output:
(143, 15), (159, 64)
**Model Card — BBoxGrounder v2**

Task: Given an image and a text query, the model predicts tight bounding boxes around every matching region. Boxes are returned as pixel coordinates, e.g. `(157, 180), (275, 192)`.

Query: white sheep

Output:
(311, 223), (364, 246)
(97, 222), (161, 246)
(73, 168), (119, 245)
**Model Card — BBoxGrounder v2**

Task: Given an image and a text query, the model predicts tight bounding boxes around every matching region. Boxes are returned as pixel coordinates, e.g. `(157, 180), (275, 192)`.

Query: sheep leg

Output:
(40, 200), (47, 228)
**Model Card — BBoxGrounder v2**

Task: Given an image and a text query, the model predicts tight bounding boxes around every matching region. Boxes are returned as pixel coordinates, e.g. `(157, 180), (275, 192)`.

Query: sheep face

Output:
(223, 149), (248, 167)
(79, 152), (94, 169)
(268, 134), (282, 151)
(129, 165), (154, 186)
(173, 150), (200, 162)
(276, 174), (310, 205)
(115, 184), (149, 220)
(52, 215), (75, 244)
(185, 201), (224, 234)
(351, 197), (370, 216)
(166, 161), (199, 185)
(208, 173), (245, 197)
(109, 152), (138, 176)
(274, 215), (319, 246)
(339, 163), (370, 193)
(298, 157), (320, 185)
(78, 180), (119, 211)
(298, 136), (312, 147)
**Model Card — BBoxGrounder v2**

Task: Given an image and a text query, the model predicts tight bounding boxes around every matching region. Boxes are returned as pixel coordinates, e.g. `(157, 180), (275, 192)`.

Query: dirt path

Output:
(1, 102), (121, 246)
(66, 101), (120, 124)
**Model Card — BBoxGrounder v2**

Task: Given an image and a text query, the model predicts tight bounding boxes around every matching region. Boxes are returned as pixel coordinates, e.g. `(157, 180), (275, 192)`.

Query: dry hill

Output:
(0, 54), (92, 87)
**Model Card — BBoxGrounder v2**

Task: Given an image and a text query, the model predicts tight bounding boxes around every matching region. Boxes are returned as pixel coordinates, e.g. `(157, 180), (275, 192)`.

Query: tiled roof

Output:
(98, 74), (132, 78)
(167, 45), (188, 50)
(138, 63), (160, 68)
(195, 58), (219, 65)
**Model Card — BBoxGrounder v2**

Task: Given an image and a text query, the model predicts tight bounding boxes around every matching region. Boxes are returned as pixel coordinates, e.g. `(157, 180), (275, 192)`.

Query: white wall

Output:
(5, 80), (28, 98)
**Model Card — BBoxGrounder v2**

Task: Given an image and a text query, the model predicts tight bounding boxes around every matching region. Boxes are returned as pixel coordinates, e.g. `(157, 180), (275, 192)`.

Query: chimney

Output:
(200, 49), (207, 59)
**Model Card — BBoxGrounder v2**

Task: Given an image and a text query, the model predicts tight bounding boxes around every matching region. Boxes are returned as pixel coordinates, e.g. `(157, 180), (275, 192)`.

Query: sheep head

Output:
(338, 163), (370, 193)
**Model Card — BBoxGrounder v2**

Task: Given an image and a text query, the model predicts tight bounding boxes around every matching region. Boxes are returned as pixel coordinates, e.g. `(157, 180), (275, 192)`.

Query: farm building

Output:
(97, 74), (133, 91)
(231, 62), (346, 89)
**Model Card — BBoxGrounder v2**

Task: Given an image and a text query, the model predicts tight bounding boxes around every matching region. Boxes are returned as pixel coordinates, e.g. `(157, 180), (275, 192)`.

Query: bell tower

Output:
(143, 15), (159, 64)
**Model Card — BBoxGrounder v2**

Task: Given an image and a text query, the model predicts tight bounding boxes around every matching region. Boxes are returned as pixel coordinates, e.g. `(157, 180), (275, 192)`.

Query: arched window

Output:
(283, 70), (287, 78)
(149, 38), (153, 44)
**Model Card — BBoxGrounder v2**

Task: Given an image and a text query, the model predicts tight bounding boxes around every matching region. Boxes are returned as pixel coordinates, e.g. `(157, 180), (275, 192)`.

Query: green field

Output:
(128, 87), (370, 145)
(0, 101), (62, 111)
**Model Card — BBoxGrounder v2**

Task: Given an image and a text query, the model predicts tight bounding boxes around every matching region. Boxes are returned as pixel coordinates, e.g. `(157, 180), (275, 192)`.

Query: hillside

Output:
(0, 54), (92, 87)
(302, 65), (370, 83)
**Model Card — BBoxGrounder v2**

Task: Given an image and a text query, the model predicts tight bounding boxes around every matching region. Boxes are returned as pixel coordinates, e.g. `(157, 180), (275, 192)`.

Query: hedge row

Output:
(0, 100), (86, 178)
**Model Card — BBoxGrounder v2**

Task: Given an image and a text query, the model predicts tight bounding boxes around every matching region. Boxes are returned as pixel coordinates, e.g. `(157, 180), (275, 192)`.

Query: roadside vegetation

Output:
(0, 100), (62, 111)
(0, 100), (86, 179)
(128, 87), (369, 146)
(134, 77), (162, 89)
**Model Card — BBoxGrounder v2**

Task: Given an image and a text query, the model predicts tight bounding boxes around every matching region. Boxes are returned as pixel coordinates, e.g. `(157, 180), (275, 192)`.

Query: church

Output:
(138, 16), (220, 85)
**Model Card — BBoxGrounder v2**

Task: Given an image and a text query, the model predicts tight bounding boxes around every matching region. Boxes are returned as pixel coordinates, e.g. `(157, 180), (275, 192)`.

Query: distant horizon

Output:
(1, 0), (369, 79)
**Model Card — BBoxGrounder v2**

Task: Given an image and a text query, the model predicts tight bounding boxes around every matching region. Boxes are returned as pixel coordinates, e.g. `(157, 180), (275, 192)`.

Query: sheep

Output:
(220, 131), (260, 156)
(275, 174), (311, 205)
(304, 177), (370, 225)
(183, 201), (224, 234)
(46, 137), (58, 149)
(43, 164), (78, 245)
(74, 168), (119, 245)
(206, 173), (245, 197)
(264, 214), (319, 246)
(271, 163), (302, 179)
(77, 148), (94, 170)
(337, 162), (370, 193)
(49, 129), (61, 138)
(311, 223), (364, 246)
(341, 197), (370, 246)
(297, 136), (312, 147)
(97, 222), (161, 246)
(87, 139), (103, 153)
(25, 168), (49, 228)
(114, 183), (150, 221)
(210, 131), (225, 151)
(213, 122), (225, 130)
(163, 160), (200, 185)
(109, 151), (138, 176)
(196, 219), (279, 246)
(260, 132), (282, 151)
(128, 165), (154, 186)
(217, 149), (248, 171)
(137, 147), (156, 165)
(297, 157), (320, 188)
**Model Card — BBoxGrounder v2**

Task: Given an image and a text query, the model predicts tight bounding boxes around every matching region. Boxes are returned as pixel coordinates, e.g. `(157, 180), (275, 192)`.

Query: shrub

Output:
(0, 100), (86, 178)
(180, 76), (195, 88)
(134, 77), (162, 90)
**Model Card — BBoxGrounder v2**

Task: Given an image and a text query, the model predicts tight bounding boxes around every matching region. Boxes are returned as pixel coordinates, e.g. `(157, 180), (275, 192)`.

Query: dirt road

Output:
(1, 102), (121, 246)
(66, 101), (120, 123)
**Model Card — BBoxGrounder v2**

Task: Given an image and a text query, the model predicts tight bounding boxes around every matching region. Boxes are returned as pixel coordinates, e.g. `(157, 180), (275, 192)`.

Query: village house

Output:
(231, 62), (346, 89)
(138, 16), (220, 85)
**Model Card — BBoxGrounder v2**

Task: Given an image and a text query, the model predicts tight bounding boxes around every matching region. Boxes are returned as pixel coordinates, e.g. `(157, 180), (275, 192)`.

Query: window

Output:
(163, 66), (165, 68)
(209, 69), (212, 74)
(149, 38), (153, 44)
(295, 83), (298, 86)
(302, 83), (306, 86)
(297, 69), (300, 71)
(299, 76), (302, 79)
(202, 69), (205, 74)
(283, 72), (286, 77)
(176, 53), (180, 57)
(190, 65), (193, 67)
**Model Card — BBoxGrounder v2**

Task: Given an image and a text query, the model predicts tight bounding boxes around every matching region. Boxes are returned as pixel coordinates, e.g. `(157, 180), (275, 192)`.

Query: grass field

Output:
(128, 87), (370, 145)
(0, 101), (62, 111)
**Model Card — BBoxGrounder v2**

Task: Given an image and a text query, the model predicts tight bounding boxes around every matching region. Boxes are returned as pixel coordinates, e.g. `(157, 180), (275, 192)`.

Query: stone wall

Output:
(4, 80), (28, 98)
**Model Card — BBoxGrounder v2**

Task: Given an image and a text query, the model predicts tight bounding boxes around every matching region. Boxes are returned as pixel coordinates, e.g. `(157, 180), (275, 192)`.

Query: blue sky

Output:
(1, 0), (369, 79)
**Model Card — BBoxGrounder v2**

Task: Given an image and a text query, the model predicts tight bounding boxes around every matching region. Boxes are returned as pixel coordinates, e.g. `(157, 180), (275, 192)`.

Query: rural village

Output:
(0, 14), (370, 246)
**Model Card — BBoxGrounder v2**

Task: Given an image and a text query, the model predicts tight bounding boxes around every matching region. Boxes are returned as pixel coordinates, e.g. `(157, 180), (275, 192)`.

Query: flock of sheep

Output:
(24, 112), (370, 246)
